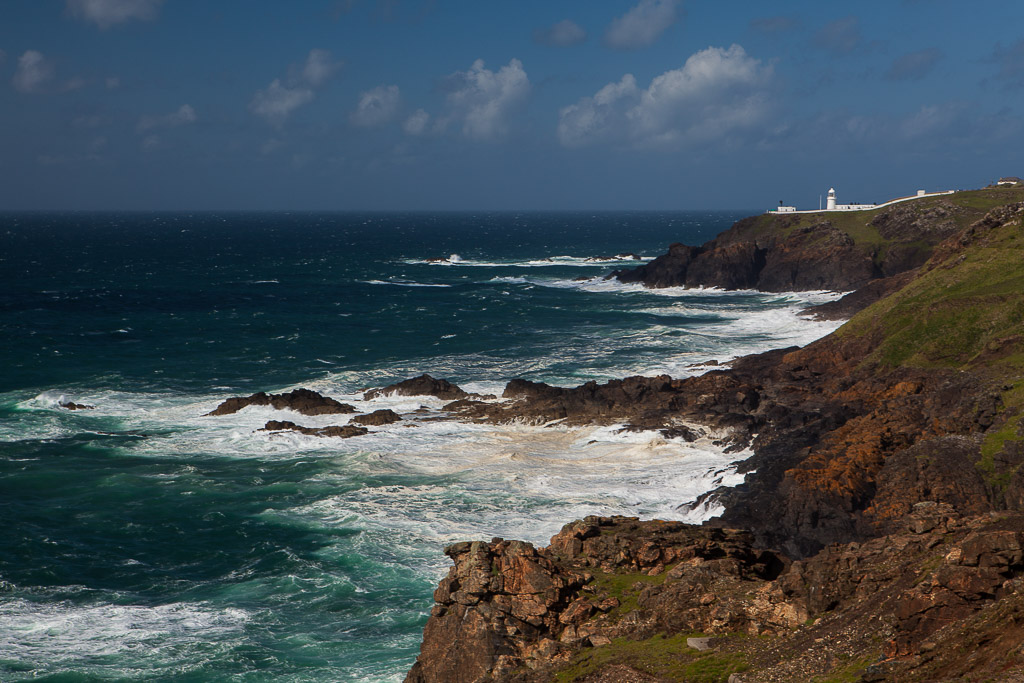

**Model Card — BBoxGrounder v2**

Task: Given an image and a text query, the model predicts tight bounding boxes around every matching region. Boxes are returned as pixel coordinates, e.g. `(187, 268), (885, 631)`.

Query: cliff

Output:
(406, 193), (1024, 681)
(612, 185), (1024, 294)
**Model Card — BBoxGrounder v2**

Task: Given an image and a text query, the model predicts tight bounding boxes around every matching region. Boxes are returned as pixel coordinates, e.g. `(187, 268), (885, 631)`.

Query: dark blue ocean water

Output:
(0, 212), (840, 681)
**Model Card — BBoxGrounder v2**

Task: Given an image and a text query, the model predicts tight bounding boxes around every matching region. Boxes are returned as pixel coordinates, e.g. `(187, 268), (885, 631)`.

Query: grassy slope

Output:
(735, 185), (1024, 251)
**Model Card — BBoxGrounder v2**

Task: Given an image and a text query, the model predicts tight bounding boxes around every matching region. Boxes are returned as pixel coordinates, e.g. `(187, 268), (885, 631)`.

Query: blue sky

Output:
(2, 0), (1023, 210)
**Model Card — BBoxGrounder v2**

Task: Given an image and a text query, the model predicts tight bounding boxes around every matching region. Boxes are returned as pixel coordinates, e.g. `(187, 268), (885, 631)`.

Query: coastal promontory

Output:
(405, 185), (1024, 682)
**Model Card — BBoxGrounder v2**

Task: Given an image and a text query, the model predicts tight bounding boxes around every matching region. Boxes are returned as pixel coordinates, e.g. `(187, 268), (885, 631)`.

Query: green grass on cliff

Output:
(587, 566), (675, 618)
(553, 633), (748, 683)
(838, 205), (1024, 371)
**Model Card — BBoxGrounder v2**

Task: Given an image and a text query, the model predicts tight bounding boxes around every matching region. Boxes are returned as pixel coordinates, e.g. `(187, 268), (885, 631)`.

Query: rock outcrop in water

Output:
(364, 374), (470, 401)
(59, 400), (95, 410)
(351, 408), (402, 426)
(258, 420), (369, 438)
(205, 388), (356, 417)
(408, 191), (1024, 681)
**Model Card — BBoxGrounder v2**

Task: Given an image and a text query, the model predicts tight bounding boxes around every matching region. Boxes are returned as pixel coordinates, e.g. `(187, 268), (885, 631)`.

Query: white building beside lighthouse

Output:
(767, 186), (955, 215)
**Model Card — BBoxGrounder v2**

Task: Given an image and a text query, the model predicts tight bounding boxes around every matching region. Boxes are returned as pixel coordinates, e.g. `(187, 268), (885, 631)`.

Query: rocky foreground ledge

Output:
(406, 509), (1024, 682)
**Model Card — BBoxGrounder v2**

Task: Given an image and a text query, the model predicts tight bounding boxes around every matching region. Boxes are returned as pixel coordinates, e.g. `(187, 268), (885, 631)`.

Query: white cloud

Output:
(558, 44), (773, 148)
(350, 84), (401, 127)
(105, 76), (120, 89)
(136, 104), (197, 132)
(443, 58), (530, 141)
(141, 134), (161, 150)
(403, 108), (431, 135)
(557, 74), (639, 147)
(66, 0), (163, 29)
(605, 0), (679, 50)
(12, 50), (54, 93)
(298, 49), (340, 88)
(250, 80), (314, 126)
(533, 19), (587, 47)
(250, 49), (341, 126)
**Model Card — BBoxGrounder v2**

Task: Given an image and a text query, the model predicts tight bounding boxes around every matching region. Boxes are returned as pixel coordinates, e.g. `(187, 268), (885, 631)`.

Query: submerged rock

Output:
(351, 409), (402, 426)
(205, 388), (356, 417)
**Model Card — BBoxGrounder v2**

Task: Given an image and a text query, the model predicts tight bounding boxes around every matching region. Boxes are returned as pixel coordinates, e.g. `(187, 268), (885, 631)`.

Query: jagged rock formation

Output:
(258, 420), (368, 438)
(205, 388), (355, 416)
(406, 511), (1024, 682)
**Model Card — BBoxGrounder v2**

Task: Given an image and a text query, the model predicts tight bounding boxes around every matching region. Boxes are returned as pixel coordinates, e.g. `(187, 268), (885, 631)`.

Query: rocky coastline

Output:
(399, 188), (1024, 681)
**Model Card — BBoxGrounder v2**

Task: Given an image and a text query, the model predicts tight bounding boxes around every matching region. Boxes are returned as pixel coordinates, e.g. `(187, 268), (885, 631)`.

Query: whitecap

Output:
(362, 279), (452, 288)
(0, 599), (249, 674)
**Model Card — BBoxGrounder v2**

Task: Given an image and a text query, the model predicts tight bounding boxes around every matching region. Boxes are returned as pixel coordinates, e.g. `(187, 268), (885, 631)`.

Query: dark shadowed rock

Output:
(364, 374), (469, 401)
(803, 270), (916, 320)
(205, 388), (356, 417)
(611, 198), (976, 294)
(351, 409), (402, 426)
(258, 420), (368, 438)
(59, 400), (95, 410)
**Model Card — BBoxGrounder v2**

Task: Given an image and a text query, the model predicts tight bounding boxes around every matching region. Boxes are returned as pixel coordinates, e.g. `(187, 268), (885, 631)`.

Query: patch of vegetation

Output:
(587, 566), (675, 616)
(812, 652), (879, 683)
(553, 633), (749, 683)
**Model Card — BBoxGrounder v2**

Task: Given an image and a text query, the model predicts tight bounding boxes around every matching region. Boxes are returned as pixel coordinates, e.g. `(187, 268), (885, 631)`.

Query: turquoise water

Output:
(0, 212), (841, 681)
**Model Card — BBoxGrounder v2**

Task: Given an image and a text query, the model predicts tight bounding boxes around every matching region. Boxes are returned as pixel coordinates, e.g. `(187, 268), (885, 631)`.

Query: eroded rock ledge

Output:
(406, 510), (1024, 682)
(205, 388), (356, 416)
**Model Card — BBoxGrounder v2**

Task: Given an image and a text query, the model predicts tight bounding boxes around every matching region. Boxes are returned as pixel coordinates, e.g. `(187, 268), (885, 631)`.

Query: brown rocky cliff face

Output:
(405, 517), (792, 683)
(406, 511), (1024, 682)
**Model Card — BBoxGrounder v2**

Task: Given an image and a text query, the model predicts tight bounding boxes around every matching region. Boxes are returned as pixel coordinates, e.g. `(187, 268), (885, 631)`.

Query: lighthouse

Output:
(826, 187), (836, 211)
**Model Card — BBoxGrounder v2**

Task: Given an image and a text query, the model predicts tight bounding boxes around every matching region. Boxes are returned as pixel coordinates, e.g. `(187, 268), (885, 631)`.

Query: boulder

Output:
(364, 374), (469, 401)
(351, 409), (402, 426)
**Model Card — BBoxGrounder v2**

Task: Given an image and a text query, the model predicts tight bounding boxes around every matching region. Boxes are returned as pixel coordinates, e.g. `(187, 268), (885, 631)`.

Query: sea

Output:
(0, 212), (844, 682)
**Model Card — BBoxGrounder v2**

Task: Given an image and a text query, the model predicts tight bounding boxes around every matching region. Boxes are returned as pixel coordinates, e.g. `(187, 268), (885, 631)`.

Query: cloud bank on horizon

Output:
(2, 0), (1023, 210)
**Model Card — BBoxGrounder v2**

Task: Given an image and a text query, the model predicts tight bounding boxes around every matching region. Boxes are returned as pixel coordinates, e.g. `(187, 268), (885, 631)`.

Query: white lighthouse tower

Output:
(826, 187), (836, 211)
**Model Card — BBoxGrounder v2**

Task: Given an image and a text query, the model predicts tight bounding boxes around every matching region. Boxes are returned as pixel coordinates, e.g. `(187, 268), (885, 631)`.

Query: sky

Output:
(2, 0), (1024, 210)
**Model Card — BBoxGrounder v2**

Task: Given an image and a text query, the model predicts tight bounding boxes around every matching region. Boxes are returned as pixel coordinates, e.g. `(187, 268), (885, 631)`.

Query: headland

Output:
(393, 183), (1024, 681)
